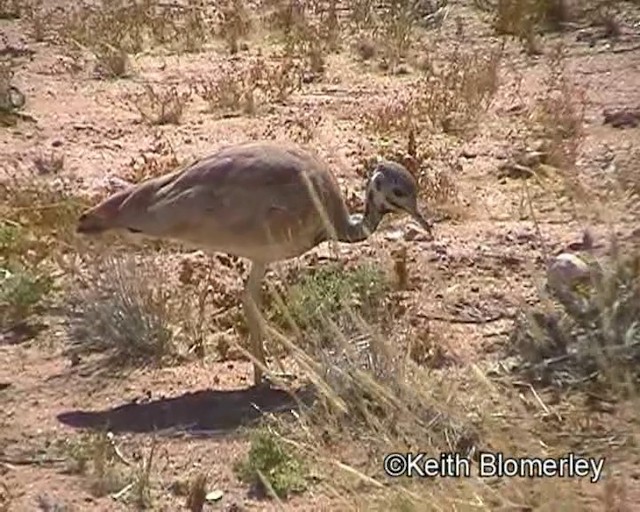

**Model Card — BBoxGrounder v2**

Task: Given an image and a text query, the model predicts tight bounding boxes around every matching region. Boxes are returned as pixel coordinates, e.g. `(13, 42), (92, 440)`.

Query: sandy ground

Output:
(1, 1), (640, 510)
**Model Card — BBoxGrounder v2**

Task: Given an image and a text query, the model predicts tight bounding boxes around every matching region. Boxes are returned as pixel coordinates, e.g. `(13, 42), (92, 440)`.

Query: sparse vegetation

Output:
(62, 431), (128, 496)
(2, 0), (640, 509)
(234, 428), (308, 499)
(0, 58), (27, 126)
(268, 263), (391, 348)
(64, 254), (176, 367)
(513, 246), (640, 393)
(364, 42), (503, 135)
(131, 83), (191, 125)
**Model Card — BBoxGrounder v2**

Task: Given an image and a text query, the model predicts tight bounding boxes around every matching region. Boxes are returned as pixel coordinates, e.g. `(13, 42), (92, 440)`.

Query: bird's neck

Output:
(338, 197), (384, 243)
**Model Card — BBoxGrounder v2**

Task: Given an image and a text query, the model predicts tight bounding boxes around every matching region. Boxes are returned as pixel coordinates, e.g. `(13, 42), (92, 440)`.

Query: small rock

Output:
(384, 229), (404, 242)
(546, 253), (591, 293)
(51, 139), (63, 147)
(603, 108), (640, 129)
(403, 223), (430, 241)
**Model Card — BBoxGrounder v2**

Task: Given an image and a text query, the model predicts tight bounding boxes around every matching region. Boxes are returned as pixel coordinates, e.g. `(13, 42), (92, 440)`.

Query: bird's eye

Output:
(392, 187), (407, 198)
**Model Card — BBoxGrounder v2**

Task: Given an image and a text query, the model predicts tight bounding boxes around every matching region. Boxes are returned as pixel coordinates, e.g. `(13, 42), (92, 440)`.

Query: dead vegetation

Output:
(2, 0), (640, 509)
(197, 56), (303, 116)
(130, 83), (192, 125)
(364, 42), (503, 136)
(513, 245), (640, 393)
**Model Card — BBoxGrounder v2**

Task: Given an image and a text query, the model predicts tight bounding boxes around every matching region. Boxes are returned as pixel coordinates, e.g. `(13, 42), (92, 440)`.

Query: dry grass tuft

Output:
(58, 0), (219, 76)
(33, 150), (65, 175)
(267, 0), (340, 79)
(0, 0), (21, 19)
(528, 44), (585, 172)
(130, 83), (192, 125)
(197, 57), (303, 116)
(364, 42), (503, 136)
(505, 44), (588, 214)
(512, 245), (640, 394)
(218, 0), (253, 54)
(63, 254), (176, 368)
(60, 431), (157, 506)
(62, 431), (128, 497)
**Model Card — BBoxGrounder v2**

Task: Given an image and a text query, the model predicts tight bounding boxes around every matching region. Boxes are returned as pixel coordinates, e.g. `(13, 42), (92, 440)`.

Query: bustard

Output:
(76, 141), (433, 386)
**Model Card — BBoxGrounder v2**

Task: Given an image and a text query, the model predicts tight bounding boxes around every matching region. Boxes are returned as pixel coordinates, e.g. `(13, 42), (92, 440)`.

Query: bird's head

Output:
(366, 160), (433, 235)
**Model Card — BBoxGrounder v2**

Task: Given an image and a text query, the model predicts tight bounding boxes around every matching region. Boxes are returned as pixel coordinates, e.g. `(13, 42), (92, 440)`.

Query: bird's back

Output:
(79, 141), (351, 262)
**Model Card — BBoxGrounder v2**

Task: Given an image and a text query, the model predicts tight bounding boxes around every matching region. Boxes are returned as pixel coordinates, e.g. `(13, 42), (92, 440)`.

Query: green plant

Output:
(0, 266), (53, 327)
(234, 429), (307, 499)
(269, 263), (390, 345)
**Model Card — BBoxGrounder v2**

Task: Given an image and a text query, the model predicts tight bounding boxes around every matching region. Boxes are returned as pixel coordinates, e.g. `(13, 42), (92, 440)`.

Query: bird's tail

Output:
(76, 188), (132, 234)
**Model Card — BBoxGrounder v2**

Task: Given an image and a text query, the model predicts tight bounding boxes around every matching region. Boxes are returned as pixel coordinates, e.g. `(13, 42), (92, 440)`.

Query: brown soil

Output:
(2, 1), (640, 510)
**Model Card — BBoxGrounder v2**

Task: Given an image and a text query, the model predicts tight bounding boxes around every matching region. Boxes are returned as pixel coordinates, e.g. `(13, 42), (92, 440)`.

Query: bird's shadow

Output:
(57, 384), (316, 436)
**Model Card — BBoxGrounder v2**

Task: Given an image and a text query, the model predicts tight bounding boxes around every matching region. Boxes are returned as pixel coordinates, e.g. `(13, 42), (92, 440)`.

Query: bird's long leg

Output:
(242, 262), (296, 388)
(243, 262), (267, 386)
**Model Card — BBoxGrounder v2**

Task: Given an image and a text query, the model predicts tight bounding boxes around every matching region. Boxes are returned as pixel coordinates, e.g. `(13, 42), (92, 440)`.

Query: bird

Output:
(76, 140), (434, 387)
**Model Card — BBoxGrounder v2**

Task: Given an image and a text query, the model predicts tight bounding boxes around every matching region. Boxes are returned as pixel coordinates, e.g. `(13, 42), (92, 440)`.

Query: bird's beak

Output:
(406, 206), (433, 236)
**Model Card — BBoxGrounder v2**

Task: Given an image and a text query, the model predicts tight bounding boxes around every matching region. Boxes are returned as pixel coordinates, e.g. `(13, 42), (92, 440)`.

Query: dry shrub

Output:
(364, 43), (503, 136)
(375, 0), (421, 67)
(266, 0), (340, 78)
(218, 0), (253, 54)
(64, 253), (176, 367)
(493, 0), (573, 36)
(510, 43), (587, 212)
(198, 61), (261, 115)
(59, 0), (218, 76)
(33, 150), (65, 175)
(124, 133), (180, 183)
(130, 83), (192, 125)
(21, 0), (50, 42)
(0, 58), (27, 127)
(527, 44), (585, 172)
(197, 57), (303, 115)
(348, 0), (378, 31)
(63, 242), (242, 368)
(512, 243), (640, 395)
(0, 0), (20, 19)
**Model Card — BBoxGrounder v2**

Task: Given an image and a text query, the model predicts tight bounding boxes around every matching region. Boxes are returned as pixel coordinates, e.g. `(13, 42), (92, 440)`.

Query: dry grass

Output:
(364, 42), (503, 136)
(59, 431), (157, 507)
(56, 0), (220, 76)
(513, 245), (640, 393)
(130, 83), (192, 125)
(0, 0), (20, 19)
(63, 254), (176, 368)
(197, 56), (303, 116)
(2, 0), (639, 509)
(218, 0), (253, 54)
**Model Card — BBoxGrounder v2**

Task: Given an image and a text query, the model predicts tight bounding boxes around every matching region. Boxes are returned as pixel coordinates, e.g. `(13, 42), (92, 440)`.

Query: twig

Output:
(0, 456), (67, 466)
(417, 311), (512, 324)
(111, 482), (134, 501)
(106, 432), (132, 467)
